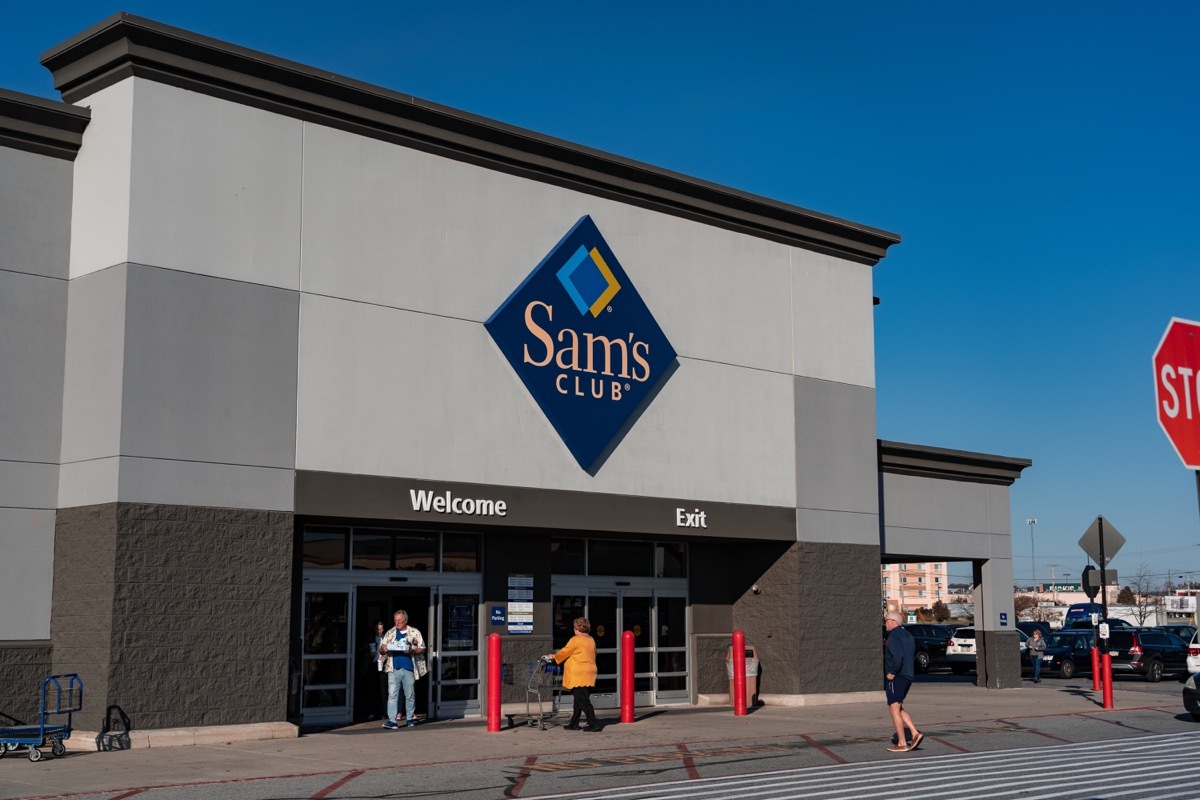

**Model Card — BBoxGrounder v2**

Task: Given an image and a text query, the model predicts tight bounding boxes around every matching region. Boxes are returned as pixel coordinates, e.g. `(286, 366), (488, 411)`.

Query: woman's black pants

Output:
(568, 686), (598, 727)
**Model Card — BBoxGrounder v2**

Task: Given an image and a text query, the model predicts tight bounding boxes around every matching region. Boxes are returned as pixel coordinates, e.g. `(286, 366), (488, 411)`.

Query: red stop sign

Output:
(1154, 317), (1200, 469)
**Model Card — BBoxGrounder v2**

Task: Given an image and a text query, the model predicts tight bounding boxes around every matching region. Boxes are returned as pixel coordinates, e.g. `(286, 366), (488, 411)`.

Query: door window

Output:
(302, 592), (350, 710)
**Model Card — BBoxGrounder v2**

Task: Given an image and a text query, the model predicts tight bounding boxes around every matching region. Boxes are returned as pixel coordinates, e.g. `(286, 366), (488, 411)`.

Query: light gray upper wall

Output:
(53, 58), (885, 510)
(68, 79), (304, 286)
(67, 80), (132, 280)
(295, 293), (797, 506)
(880, 472), (1014, 561)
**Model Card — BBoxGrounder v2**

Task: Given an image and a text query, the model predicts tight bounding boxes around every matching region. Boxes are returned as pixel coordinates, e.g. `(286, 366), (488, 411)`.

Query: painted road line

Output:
(310, 770), (363, 800)
(516, 731), (1200, 800)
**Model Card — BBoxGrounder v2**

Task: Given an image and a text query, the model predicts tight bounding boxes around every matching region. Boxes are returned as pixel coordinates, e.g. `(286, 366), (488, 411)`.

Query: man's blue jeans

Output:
(387, 668), (416, 723)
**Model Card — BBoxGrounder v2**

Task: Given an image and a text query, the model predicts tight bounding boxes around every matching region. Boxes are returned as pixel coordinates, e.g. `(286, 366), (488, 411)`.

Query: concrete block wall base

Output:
(696, 691), (883, 707)
(63, 721), (298, 751)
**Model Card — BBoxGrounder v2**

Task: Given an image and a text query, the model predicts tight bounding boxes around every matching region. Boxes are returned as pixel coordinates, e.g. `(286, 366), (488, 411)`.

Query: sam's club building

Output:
(0, 14), (1031, 735)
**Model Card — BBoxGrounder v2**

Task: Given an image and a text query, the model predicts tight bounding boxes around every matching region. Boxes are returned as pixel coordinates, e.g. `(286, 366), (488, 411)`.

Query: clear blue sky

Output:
(4, 2), (1198, 589)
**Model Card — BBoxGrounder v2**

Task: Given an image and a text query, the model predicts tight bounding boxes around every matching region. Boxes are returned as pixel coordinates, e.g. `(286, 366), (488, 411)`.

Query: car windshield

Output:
(1046, 634), (1076, 648)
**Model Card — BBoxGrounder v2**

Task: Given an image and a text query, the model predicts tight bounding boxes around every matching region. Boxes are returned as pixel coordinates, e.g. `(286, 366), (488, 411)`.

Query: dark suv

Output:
(1104, 629), (1189, 681)
(901, 624), (957, 673)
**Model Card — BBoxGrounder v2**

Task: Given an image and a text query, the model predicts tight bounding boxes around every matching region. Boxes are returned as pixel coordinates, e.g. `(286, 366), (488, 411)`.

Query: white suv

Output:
(1187, 631), (1200, 674)
(947, 627), (1027, 674)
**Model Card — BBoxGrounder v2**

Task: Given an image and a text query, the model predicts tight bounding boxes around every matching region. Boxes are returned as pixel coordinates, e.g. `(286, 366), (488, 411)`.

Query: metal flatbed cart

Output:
(0, 674), (83, 762)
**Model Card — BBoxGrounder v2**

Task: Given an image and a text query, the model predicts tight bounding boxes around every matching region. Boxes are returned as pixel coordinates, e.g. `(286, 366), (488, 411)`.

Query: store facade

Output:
(0, 14), (1029, 734)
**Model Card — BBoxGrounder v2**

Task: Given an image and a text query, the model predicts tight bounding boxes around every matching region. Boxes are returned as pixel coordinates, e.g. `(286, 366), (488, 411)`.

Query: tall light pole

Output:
(1026, 518), (1038, 594)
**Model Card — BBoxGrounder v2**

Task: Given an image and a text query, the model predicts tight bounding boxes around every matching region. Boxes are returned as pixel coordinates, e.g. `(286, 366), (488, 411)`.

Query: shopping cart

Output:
(506, 657), (561, 730)
(0, 674), (83, 762)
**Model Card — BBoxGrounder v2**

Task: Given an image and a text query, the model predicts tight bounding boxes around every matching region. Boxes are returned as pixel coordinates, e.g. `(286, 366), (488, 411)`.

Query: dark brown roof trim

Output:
(41, 13), (901, 265)
(879, 440), (1032, 486)
(0, 87), (90, 160)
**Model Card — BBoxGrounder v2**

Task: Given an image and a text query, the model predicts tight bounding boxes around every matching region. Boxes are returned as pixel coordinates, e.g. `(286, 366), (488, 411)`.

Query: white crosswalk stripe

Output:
(521, 731), (1200, 800)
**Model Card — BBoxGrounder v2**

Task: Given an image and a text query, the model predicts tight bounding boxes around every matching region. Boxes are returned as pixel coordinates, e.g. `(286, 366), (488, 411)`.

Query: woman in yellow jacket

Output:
(548, 617), (600, 731)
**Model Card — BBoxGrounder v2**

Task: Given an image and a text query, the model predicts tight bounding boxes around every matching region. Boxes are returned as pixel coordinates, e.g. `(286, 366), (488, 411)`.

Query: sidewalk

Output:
(0, 681), (1185, 799)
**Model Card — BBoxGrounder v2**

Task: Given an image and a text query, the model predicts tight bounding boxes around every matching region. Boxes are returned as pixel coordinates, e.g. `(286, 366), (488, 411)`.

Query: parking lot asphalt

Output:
(1, 674), (1196, 800)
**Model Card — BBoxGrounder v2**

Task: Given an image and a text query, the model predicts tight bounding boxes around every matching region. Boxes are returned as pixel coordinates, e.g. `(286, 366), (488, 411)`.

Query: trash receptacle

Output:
(725, 646), (759, 705)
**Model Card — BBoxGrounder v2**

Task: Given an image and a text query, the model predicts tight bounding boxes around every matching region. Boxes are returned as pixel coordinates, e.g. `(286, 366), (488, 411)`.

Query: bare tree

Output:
(1125, 563), (1163, 626)
(1014, 595), (1038, 620)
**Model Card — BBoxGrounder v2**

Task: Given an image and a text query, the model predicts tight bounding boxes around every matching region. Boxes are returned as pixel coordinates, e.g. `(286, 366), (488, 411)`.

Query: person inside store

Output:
(366, 620), (388, 719)
(547, 617), (601, 732)
(378, 610), (427, 729)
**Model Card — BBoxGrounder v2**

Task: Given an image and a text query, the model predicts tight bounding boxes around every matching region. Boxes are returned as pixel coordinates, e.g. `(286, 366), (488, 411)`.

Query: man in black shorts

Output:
(883, 611), (924, 752)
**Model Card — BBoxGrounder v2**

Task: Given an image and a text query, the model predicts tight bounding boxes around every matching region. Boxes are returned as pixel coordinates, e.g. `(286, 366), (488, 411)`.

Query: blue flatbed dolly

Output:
(0, 674), (83, 762)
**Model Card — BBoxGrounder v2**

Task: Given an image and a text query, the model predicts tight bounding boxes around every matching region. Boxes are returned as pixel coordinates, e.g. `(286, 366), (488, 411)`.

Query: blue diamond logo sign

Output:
(486, 216), (677, 471)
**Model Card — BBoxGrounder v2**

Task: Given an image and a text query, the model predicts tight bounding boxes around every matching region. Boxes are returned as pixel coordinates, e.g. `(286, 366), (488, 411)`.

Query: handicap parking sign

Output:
(999, 612), (1008, 626)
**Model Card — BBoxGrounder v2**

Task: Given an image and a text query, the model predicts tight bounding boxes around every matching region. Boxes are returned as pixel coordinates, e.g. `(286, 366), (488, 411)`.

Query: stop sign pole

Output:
(1153, 317), (1200, 521)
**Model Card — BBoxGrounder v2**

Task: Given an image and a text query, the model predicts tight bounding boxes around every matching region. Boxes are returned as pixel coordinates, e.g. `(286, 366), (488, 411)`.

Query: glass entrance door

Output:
(301, 591), (351, 724)
(553, 591), (682, 709)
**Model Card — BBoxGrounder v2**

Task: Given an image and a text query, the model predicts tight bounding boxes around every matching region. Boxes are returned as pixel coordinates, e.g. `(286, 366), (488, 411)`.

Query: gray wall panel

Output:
(0, 509), (56, 639)
(0, 462), (58, 510)
(880, 473), (1014, 561)
(796, 507), (880, 547)
(794, 378), (878, 544)
(59, 266), (126, 465)
(0, 147), (73, 280)
(0, 270), (66, 466)
(118, 457), (293, 511)
(882, 472), (997, 534)
(120, 265), (298, 469)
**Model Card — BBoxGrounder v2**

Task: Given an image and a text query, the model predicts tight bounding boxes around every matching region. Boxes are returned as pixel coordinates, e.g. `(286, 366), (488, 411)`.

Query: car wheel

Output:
(1146, 659), (1163, 682)
(1059, 660), (1075, 679)
(915, 651), (930, 673)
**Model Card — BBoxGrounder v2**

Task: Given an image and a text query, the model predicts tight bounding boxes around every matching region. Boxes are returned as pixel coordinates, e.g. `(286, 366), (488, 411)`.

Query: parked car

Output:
(1186, 631), (1200, 674)
(1017, 621), (1052, 640)
(1103, 629), (1189, 681)
(1183, 673), (1200, 721)
(947, 627), (1027, 674)
(1029, 630), (1095, 679)
(1153, 623), (1197, 642)
(912, 623), (959, 672)
(1062, 602), (1104, 629)
(1064, 618), (1133, 630)
(881, 623), (958, 673)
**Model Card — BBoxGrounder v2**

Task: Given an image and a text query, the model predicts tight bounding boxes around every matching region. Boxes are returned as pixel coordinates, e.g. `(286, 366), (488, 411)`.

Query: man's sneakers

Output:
(406, 720), (416, 727)
(382, 721), (398, 729)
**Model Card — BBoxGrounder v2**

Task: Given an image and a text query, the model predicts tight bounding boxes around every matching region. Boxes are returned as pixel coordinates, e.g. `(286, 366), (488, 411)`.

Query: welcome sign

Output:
(486, 216), (677, 471)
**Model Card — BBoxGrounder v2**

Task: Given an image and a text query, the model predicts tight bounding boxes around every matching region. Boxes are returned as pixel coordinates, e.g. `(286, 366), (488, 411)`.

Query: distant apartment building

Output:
(882, 562), (947, 613)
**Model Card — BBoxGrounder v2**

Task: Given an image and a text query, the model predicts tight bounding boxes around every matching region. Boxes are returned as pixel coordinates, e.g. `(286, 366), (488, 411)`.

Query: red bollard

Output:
(1102, 652), (1114, 709)
(487, 633), (502, 732)
(620, 630), (635, 723)
(732, 630), (747, 716)
(1091, 647), (1101, 691)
